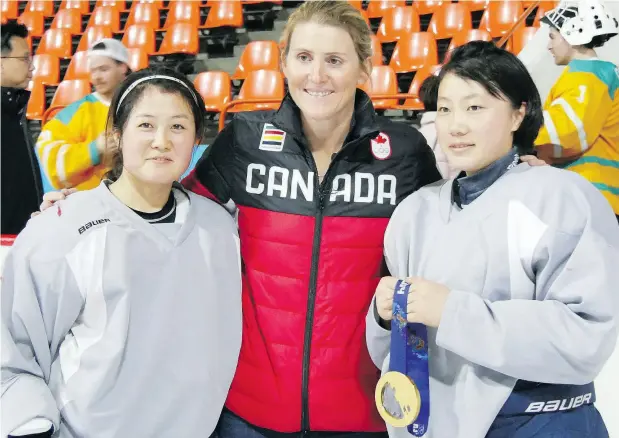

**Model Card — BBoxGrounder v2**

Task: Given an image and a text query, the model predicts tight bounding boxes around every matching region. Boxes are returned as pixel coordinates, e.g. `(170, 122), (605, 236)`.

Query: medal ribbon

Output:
(391, 280), (430, 436)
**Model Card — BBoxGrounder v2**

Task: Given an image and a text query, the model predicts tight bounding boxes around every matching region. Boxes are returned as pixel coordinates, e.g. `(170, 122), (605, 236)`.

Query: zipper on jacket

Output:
(300, 161), (328, 433)
(298, 136), (372, 433)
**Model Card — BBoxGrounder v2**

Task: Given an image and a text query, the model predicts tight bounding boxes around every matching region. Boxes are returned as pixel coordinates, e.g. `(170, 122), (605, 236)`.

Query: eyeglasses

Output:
(0, 55), (33, 64)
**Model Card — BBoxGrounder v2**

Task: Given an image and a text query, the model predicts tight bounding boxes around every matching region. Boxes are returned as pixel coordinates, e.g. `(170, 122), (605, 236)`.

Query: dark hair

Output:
(419, 74), (440, 112)
(1, 20), (29, 55)
(583, 34), (616, 49)
(104, 67), (207, 182)
(438, 41), (543, 154)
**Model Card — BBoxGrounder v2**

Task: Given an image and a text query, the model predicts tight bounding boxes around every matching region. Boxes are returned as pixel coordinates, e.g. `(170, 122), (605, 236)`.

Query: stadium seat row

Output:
(1, 0), (282, 19)
(4, 2), (248, 36)
(5, 0), (553, 120)
(30, 23), (538, 92)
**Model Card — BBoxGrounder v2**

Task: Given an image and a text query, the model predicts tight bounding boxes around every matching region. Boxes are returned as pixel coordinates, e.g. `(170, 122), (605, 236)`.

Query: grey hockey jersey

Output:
(366, 164), (619, 438)
(1, 182), (242, 437)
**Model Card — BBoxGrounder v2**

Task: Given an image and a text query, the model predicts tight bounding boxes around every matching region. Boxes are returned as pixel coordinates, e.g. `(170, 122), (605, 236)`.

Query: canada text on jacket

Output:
(245, 163), (397, 205)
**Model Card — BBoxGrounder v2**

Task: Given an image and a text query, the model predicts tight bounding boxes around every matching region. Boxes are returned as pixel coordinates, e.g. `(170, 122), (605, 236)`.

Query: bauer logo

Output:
(524, 392), (592, 413)
(78, 218), (111, 235)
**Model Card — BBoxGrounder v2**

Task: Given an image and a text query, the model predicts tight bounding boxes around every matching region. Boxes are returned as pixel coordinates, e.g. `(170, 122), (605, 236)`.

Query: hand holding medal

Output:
(374, 277), (450, 436)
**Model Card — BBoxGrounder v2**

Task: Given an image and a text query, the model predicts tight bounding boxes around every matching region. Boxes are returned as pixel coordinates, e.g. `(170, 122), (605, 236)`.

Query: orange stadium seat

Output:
(64, 51), (90, 80)
(32, 54), (60, 86)
(203, 1), (244, 29)
(36, 29), (73, 59)
(162, 0), (200, 29)
(389, 32), (438, 74)
(43, 79), (91, 124)
(230, 70), (284, 112)
(25, 0), (55, 17)
(366, 0), (405, 19)
(127, 47), (149, 71)
(157, 22), (199, 55)
(364, 65), (398, 110)
(26, 80), (46, 120)
(371, 34), (384, 66)
(60, 0), (90, 14)
(88, 7), (122, 33)
(126, 2), (160, 30)
(415, 0), (450, 16)
(428, 4), (472, 40)
(18, 11), (45, 38)
(523, 0), (557, 7)
(51, 9), (83, 36)
(447, 28), (492, 57)
(194, 71), (232, 113)
(122, 24), (156, 55)
(77, 26), (114, 52)
(480, 1), (524, 37)
(510, 26), (538, 54)
(136, 0), (164, 7)
(1, 0), (19, 20)
(459, 0), (490, 12)
(376, 6), (421, 43)
(232, 40), (280, 81)
(401, 65), (441, 110)
(95, 0), (127, 11)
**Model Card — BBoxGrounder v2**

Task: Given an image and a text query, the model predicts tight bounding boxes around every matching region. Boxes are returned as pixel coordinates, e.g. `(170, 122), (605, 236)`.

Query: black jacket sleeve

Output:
(396, 129), (442, 202)
(412, 135), (442, 190)
(181, 120), (236, 203)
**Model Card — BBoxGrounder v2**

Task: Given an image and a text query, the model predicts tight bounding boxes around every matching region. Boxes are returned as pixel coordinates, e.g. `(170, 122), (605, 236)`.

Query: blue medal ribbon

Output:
(391, 280), (430, 436)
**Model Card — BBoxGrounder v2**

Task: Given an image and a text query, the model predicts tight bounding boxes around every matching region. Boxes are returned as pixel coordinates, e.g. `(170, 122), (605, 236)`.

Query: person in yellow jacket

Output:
(36, 39), (130, 190)
(535, 0), (619, 220)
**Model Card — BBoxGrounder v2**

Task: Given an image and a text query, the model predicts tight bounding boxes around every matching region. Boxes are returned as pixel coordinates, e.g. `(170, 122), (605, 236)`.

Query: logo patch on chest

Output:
(371, 132), (392, 160)
(259, 123), (286, 152)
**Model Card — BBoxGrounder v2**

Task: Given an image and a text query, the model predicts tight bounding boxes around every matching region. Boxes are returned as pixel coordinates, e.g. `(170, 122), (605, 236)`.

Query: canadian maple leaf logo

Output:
(371, 132), (391, 160)
(374, 134), (387, 144)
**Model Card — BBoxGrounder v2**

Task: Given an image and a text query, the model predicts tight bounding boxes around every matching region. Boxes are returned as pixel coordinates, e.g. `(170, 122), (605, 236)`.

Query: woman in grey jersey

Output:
(1, 68), (242, 438)
(367, 41), (619, 438)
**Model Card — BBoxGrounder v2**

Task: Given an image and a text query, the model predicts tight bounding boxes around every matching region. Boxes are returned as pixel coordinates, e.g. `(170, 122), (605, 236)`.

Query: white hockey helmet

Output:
(541, 0), (619, 46)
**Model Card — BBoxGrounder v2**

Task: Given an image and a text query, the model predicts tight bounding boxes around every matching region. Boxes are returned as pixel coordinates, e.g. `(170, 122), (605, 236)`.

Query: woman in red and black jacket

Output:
(182, 2), (440, 437)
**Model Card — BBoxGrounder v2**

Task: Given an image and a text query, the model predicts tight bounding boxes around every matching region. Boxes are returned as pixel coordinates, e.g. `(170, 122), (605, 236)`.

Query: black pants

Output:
(216, 409), (388, 438)
(486, 404), (608, 438)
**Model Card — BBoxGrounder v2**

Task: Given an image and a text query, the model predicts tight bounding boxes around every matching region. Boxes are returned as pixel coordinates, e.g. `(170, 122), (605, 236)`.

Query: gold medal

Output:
(375, 370), (422, 427)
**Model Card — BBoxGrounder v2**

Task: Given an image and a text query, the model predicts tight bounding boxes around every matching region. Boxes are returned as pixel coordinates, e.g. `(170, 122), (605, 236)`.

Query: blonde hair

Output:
(280, 1), (373, 74)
